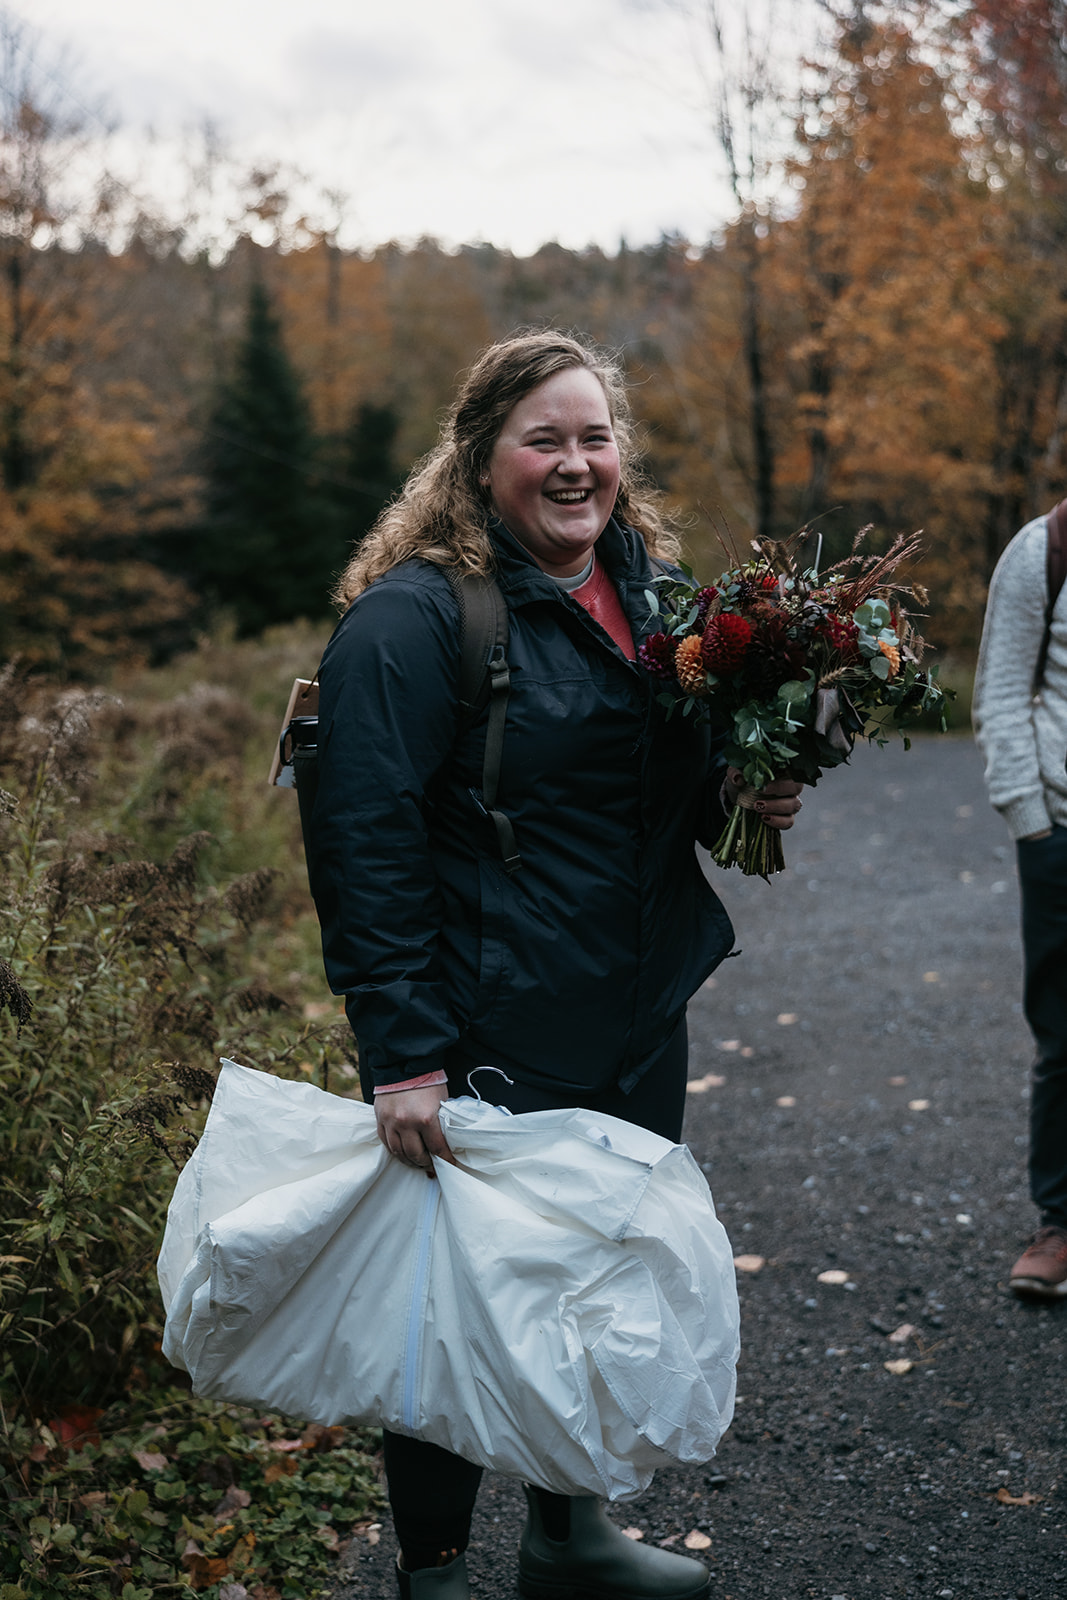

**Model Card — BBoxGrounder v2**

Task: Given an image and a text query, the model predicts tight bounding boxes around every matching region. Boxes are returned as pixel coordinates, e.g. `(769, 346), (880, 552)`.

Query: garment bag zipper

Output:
(402, 1179), (441, 1429)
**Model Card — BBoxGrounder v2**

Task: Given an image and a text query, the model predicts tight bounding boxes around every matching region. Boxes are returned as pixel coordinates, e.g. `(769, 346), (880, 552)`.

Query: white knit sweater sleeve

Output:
(972, 515), (1067, 839)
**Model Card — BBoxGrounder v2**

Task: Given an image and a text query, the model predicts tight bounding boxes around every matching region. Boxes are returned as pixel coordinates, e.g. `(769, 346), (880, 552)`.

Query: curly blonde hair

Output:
(333, 329), (679, 606)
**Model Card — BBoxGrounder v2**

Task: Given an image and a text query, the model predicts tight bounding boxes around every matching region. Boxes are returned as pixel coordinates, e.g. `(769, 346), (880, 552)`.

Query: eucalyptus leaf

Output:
(854, 598), (891, 631)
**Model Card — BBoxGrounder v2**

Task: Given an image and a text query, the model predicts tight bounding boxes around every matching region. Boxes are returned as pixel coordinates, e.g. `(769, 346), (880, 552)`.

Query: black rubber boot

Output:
(395, 1551), (470, 1599)
(518, 1486), (710, 1600)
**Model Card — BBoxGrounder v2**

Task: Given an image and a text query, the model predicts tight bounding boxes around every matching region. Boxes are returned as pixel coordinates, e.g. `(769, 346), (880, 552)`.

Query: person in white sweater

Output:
(973, 511), (1067, 1296)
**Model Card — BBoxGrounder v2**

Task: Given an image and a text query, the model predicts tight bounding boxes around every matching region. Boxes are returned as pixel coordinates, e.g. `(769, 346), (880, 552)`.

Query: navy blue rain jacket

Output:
(307, 517), (736, 1096)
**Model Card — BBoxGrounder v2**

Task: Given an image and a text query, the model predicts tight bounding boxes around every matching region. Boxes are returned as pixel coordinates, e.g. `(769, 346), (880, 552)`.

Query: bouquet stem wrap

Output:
(712, 785), (785, 879)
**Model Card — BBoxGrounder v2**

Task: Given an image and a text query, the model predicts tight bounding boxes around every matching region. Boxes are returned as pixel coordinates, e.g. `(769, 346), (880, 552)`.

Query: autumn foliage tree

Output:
(948, 0), (1067, 564)
(0, 19), (193, 673)
(11, 4), (1067, 667)
(765, 12), (1002, 640)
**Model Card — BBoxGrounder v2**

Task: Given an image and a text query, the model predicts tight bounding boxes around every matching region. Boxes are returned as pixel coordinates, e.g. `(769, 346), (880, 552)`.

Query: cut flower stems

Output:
(639, 527), (950, 877)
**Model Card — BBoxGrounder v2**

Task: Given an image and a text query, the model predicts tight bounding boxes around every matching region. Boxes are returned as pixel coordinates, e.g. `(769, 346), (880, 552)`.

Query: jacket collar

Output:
(488, 516), (656, 634)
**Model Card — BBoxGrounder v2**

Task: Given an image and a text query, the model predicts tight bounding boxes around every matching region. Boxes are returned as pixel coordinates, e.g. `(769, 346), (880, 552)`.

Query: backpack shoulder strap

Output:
(446, 569), (509, 721)
(445, 569), (520, 873)
(1034, 501), (1067, 690)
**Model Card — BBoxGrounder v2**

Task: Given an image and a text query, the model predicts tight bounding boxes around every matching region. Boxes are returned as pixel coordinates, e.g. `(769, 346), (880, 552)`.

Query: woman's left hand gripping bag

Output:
(158, 1060), (740, 1501)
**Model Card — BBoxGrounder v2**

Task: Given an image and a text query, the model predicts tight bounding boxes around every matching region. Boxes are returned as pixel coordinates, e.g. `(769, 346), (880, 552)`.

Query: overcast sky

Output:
(25, 0), (814, 255)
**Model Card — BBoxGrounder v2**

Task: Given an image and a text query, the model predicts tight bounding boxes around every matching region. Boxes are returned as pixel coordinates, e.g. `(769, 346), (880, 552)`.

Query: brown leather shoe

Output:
(1009, 1225), (1067, 1298)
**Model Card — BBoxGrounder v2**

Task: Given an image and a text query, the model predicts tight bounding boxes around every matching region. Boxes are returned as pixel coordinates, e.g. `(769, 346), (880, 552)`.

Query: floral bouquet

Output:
(639, 528), (949, 877)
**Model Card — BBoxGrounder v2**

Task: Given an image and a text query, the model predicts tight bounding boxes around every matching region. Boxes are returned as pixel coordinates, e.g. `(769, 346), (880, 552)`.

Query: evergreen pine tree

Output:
(320, 401), (404, 558)
(192, 280), (335, 633)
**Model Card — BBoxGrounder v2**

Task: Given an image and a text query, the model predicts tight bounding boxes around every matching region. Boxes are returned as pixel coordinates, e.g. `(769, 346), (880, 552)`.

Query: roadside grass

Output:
(1, 622), (382, 1600)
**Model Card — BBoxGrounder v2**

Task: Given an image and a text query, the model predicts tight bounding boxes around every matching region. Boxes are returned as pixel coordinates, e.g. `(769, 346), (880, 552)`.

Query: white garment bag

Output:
(158, 1060), (738, 1501)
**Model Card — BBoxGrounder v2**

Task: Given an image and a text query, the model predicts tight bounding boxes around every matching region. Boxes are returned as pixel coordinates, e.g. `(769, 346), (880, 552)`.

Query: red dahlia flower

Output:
(746, 612), (807, 694)
(700, 612), (754, 672)
(637, 631), (678, 679)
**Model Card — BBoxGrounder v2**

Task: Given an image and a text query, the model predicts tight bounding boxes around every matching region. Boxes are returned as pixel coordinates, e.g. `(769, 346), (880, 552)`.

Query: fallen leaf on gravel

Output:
(734, 1254), (765, 1273)
(686, 1073), (726, 1093)
(684, 1530), (712, 1550)
(888, 1324), (917, 1344)
(776, 1096), (796, 1107)
(908, 1099), (930, 1111)
(888, 1076), (907, 1086)
(659, 1534), (681, 1546)
(995, 1488), (1041, 1506)
(923, 971), (940, 983)
(817, 1269), (850, 1285)
(884, 1358), (914, 1375)
(719, 1040), (742, 1052)
(622, 1527), (645, 1541)
(776, 1013), (798, 1025)
(133, 1449), (168, 1472)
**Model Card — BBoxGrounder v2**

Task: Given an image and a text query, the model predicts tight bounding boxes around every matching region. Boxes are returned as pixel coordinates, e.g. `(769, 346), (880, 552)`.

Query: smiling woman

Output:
(480, 368), (622, 576)
(304, 328), (803, 1600)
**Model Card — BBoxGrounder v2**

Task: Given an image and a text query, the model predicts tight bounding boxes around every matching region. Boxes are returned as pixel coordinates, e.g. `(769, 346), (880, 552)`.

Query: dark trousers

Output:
(382, 1017), (690, 1566)
(1018, 826), (1067, 1226)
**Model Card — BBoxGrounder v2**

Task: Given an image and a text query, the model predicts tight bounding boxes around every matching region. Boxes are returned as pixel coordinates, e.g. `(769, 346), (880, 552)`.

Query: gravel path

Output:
(333, 734), (1065, 1600)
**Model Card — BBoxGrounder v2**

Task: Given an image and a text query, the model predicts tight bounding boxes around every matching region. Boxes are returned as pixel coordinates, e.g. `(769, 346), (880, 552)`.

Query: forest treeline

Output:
(4, 0), (1067, 674)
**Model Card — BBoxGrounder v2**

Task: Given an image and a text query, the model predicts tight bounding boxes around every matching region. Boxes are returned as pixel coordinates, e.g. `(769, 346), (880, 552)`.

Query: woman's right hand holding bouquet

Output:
(722, 765), (804, 834)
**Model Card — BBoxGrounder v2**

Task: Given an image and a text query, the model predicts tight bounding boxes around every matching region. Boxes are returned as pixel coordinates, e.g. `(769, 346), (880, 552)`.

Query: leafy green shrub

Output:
(0, 637), (380, 1600)
(0, 661), (351, 1412)
(1, 1389), (383, 1599)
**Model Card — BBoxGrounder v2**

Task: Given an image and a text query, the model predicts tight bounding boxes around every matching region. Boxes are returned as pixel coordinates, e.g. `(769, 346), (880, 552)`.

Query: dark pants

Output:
(382, 1017), (690, 1567)
(1018, 826), (1067, 1226)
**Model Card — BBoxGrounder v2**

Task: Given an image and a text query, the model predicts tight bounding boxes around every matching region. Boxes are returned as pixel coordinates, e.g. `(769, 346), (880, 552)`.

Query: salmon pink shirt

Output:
(570, 556), (636, 659)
